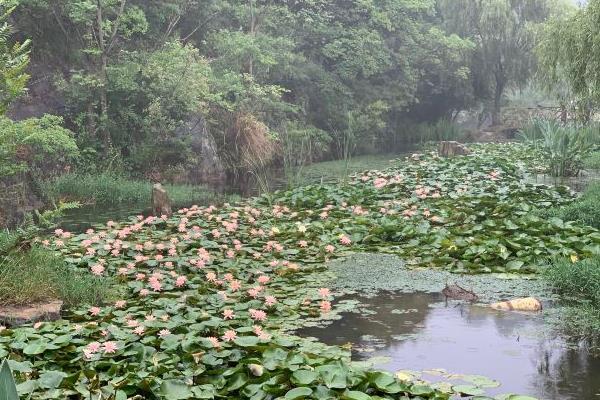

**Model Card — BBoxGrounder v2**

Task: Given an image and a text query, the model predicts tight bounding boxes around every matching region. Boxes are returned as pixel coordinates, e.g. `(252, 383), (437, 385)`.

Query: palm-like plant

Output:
(519, 119), (597, 177)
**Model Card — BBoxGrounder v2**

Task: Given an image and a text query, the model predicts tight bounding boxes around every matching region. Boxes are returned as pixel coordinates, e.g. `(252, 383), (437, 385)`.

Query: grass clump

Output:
(43, 172), (233, 207)
(543, 256), (600, 345)
(584, 151), (600, 169)
(0, 235), (117, 308)
(541, 183), (600, 229)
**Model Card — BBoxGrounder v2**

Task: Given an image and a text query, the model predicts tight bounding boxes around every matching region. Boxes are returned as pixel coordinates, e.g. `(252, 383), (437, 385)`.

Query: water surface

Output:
(298, 292), (600, 400)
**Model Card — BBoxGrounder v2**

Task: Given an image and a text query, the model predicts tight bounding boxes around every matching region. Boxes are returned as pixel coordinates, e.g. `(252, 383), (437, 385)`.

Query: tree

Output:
(537, 0), (600, 120)
(0, 2), (30, 114)
(438, 0), (552, 124)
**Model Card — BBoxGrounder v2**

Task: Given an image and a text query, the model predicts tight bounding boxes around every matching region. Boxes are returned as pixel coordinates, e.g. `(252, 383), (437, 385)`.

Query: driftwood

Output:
(442, 283), (478, 302)
(438, 141), (471, 157)
(151, 183), (172, 217)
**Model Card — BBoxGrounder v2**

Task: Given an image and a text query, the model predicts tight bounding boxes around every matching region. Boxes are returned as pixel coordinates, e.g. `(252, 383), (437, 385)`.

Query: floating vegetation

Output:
(0, 143), (598, 399)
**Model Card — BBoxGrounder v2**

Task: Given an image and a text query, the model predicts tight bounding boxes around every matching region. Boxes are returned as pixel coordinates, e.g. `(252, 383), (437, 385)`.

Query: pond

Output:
(298, 292), (600, 400)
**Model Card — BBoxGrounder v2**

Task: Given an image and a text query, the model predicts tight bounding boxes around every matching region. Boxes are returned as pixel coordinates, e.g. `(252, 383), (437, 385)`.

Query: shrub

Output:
(584, 152), (600, 169)
(0, 115), (78, 179)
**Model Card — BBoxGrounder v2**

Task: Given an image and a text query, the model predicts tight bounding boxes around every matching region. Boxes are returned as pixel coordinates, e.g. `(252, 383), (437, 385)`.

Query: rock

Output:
(151, 183), (172, 217)
(438, 141), (471, 157)
(0, 300), (63, 326)
(442, 283), (478, 302)
(490, 297), (542, 312)
(174, 114), (226, 184)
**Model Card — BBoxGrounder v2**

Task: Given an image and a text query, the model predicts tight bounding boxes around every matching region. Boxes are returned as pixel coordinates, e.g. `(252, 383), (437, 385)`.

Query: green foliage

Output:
(43, 172), (233, 207)
(0, 358), (19, 400)
(0, 3), (30, 115)
(0, 115), (78, 179)
(537, 0), (600, 115)
(543, 256), (600, 344)
(541, 183), (600, 229)
(438, 0), (554, 123)
(0, 243), (117, 307)
(584, 152), (600, 170)
(518, 119), (597, 176)
(416, 119), (467, 143)
(0, 143), (596, 399)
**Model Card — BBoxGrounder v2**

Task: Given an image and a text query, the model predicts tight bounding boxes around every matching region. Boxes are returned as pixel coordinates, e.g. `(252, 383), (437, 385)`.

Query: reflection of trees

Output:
(298, 291), (600, 400)
(532, 343), (600, 400)
(298, 292), (435, 350)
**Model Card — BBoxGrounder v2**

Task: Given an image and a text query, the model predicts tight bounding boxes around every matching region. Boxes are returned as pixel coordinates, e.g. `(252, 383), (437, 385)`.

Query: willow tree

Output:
(537, 0), (600, 121)
(0, 3), (30, 114)
(438, 0), (552, 124)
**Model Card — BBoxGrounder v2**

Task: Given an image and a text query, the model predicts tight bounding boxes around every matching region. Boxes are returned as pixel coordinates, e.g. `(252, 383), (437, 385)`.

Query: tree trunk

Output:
(96, 1), (111, 153)
(492, 63), (506, 126)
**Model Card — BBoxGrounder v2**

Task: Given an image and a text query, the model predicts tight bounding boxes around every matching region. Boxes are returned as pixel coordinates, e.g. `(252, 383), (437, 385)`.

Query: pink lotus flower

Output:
(249, 309), (267, 321)
(223, 309), (235, 320)
(103, 341), (118, 354)
(318, 288), (331, 298)
(222, 330), (237, 342)
(320, 300), (332, 313)
(374, 177), (388, 188)
(158, 329), (171, 337)
(114, 300), (126, 309)
(207, 337), (221, 348)
(298, 240), (308, 248)
(257, 275), (270, 285)
(264, 295), (277, 307)
(89, 307), (101, 316)
(175, 276), (187, 287)
(339, 235), (351, 245)
(90, 264), (105, 276)
(325, 245), (335, 253)
(230, 280), (241, 292)
(133, 326), (145, 335)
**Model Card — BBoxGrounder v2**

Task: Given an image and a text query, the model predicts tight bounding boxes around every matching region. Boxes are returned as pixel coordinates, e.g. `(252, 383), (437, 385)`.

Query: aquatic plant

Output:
(518, 119), (597, 177)
(0, 359), (18, 400)
(0, 143), (597, 399)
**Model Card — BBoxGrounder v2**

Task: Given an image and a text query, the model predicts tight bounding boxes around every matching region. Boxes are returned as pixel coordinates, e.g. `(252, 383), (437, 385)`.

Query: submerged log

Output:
(442, 283), (478, 302)
(438, 141), (471, 157)
(151, 183), (172, 217)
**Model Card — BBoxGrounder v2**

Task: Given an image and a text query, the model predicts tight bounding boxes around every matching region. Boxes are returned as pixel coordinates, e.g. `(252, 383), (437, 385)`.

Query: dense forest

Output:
(2, 0), (595, 210)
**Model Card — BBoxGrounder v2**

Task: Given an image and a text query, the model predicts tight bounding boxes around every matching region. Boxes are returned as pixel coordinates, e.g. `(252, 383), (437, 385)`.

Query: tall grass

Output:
(540, 183), (600, 229)
(518, 119), (598, 176)
(543, 256), (600, 344)
(43, 172), (234, 206)
(0, 240), (117, 307)
(417, 119), (467, 143)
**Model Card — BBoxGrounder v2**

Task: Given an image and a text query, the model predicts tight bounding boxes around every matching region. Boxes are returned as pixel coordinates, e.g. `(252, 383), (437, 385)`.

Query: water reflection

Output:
(298, 292), (600, 400)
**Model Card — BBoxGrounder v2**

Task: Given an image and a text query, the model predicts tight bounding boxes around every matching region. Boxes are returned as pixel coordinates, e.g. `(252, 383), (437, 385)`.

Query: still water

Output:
(298, 292), (600, 400)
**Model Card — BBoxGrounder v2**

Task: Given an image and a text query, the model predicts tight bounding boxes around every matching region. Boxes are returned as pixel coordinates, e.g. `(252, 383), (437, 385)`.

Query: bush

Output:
(0, 115), (78, 179)
(0, 242), (117, 307)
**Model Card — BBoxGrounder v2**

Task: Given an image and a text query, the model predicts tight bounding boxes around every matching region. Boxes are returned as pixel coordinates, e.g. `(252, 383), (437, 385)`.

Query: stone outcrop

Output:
(174, 114), (225, 184)
(0, 300), (63, 326)
(151, 183), (172, 217)
(438, 141), (471, 157)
